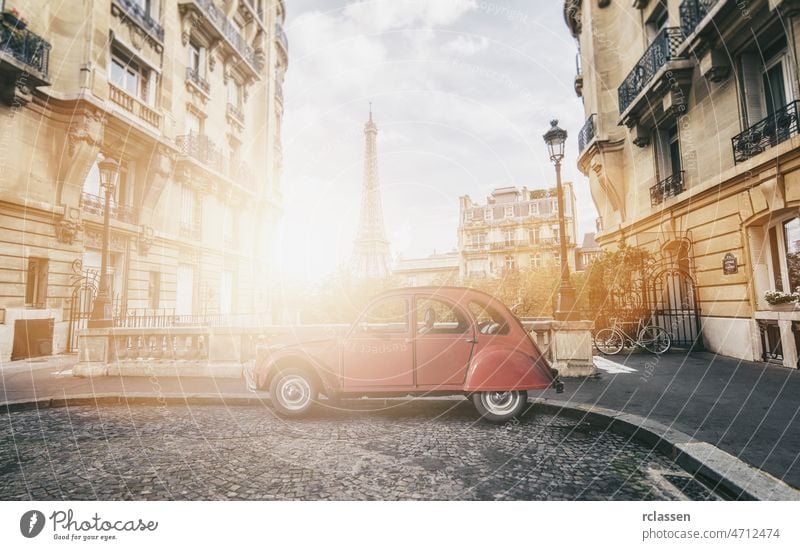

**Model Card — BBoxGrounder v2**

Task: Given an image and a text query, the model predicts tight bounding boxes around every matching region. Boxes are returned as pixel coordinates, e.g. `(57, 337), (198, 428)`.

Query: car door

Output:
(414, 296), (475, 386)
(342, 295), (414, 389)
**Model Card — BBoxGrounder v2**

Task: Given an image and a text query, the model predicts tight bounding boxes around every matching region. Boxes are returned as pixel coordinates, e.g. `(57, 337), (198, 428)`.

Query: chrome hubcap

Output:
(481, 391), (521, 415)
(276, 375), (311, 411)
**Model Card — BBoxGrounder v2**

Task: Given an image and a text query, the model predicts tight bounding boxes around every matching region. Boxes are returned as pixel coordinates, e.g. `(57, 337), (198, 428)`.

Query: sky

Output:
(276, 0), (598, 280)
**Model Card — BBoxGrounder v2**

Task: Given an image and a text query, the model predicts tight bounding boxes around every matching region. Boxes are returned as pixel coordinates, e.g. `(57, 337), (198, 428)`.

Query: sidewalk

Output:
(2, 350), (799, 489)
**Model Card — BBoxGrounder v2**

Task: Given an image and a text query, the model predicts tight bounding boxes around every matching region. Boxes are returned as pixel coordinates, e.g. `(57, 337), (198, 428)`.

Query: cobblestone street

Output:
(0, 400), (718, 500)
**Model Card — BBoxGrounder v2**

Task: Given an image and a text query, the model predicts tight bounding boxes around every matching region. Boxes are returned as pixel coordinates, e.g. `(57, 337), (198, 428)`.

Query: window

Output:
(552, 227), (560, 243)
(504, 255), (515, 271)
(504, 229), (514, 246)
(180, 184), (196, 234)
(504, 205), (513, 218)
(228, 79), (242, 108)
(188, 41), (204, 76)
(219, 270), (234, 315)
(131, 0), (155, 16)
(358, 297), (409, 333)
(740, 35), (794, 127)
(553, 252), (561, 266)
(551, 199), (558, 213)
(468, 300), (510, 335)
(470, 233), (485, 248)
(529, 202), (539, 215)
(531, 254), (541, 269)
(186, 110), (202, 135)
(766, 215), (800, 293)
(646, 3), (668, 41)
(176, 265), (194, 316)
(415, 298), (469, 334)
(110, 49), (154, 105)
(148, 271), (160, 309)
(25, 258), (48, 308)
(654, 121), (681, 181)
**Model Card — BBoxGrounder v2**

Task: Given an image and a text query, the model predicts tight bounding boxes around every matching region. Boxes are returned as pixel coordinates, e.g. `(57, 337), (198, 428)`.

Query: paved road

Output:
(541, 352), (800, 489)
(0, 400), (718, 501)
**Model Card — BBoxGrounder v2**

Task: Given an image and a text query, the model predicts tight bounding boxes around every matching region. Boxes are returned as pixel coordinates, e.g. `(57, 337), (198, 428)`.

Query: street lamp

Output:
(543, 119), (576, 321)
(88, 156), (120, 328)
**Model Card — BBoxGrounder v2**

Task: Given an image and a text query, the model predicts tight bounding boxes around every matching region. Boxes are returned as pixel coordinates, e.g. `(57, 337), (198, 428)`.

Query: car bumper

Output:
(550, 368), (564, 393)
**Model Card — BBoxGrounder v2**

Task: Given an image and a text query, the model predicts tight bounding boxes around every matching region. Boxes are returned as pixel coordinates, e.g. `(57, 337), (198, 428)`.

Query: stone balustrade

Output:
(75, 319), (595, 379)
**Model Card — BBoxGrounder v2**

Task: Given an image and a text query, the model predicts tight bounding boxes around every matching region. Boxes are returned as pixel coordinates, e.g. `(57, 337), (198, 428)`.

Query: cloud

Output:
(343, 0), (477, 32)
(442, 35), (489, 55)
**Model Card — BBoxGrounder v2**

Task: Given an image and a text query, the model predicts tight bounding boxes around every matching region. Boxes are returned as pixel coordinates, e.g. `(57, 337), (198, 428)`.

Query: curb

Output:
(2, 393), (797, 500)
(532, 398), (800, 501)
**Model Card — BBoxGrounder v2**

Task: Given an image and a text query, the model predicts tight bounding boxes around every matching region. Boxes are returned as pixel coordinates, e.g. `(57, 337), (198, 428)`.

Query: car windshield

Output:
(467, 299), (510, 335)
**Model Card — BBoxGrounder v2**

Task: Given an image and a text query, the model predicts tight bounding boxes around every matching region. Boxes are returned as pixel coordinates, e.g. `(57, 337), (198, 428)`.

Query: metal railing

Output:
(732, 100), (800, 164)
(185, 66), (210, 94)
(115, 0), (164, 41)
(186, 0), (260, 71)
(679, 0), (718, 39)
(0, 15), (51, 78)
(176, 132), (227, 174)
(108, 83), (161, 128)
(276, 22), (289, 54)
(578, 113), (597, 152)
(650, 171), (685, 206)
(226, 102), (245, 124)
(80, 191), (137, 224)
(618, 27), (684, 114)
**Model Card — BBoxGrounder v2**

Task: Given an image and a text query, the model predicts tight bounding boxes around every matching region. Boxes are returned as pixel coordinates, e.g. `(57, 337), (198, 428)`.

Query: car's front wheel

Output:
(472, 390), (528, 423)
(269, 368), (318, 417)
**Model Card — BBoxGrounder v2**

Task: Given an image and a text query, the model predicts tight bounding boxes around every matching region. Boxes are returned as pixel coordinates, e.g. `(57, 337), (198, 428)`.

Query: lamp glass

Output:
(97, 158), (120, 191)
(543, 120), (568, 162)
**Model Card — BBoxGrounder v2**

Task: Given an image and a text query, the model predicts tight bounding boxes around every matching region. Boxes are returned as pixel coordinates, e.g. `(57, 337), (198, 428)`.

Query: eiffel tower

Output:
(351, 106), (392, 278)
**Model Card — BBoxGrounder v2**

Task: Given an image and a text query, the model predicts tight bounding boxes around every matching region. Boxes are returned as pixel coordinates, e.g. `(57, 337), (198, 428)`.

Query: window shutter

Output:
(741, 53), (766, 126)
(654, 129), (671, 179)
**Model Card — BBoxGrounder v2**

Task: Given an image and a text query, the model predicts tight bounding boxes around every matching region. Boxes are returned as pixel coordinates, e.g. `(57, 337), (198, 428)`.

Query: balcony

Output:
(80, 192), (137, 224)
(226, 102), (245, 126)
(618, 27), (690, 126)
(0, 14), (51, 86)
(732, 101), (800, 164)
(679, 0), (719, 41)
(574, 52), (583, 97)
(179, 0), (261, 77)
(113, 0), (164, 42)
(108, 83), (162, 129)
(275, 22), (288, 56)
(179, 221), (201, 240)
(578, 114), (597, 153)
(185, 67), (210, 95)
(650, 171), (685, 206)
(176, 132), (227, 174)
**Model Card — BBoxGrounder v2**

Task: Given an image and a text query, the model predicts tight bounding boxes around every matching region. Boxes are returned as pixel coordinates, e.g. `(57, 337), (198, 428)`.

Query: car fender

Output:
(253, 347), (337, 395)
(464, 345), (553, 392)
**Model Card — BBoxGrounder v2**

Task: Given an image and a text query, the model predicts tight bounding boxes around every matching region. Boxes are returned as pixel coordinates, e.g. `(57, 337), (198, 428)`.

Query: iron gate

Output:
(647, 267), (702, 349)
(67, 260), (98, 352)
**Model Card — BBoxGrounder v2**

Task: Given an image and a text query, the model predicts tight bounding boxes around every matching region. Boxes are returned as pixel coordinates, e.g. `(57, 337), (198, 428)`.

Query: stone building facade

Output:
(566, 0), (800, 367)
(0, 0), (287, 360)
(458, 186), (578, 278)
(393, 250), (460, 287)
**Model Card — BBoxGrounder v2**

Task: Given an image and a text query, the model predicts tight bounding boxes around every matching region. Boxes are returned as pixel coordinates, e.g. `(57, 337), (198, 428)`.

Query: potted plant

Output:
(3, 7), (28, 30)
(764, 289), (799, 311)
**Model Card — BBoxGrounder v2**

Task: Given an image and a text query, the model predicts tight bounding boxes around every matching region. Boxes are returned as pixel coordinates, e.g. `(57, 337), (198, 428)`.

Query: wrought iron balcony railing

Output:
(177, 132), (226, 174)
(184, 0), (260, 71)
(618, 27), (684, 114)
(732, 100), (800, 164)
(650, 171), (685, 206)
(679, 0), (718, 39)
(226, 102), (245, 125)
(115, 0), (165, 42)
(80, 192), (137, 224)
(0, 15), (51, 79)
(276, 22), (289, 54)
(185, 67), (210, 94)
(578, 114), (597, 153)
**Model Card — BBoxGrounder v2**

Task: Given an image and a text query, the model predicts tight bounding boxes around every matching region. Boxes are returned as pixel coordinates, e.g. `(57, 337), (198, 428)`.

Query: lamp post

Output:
(88, 156), (120, 328)
(543, 120), (576, 321)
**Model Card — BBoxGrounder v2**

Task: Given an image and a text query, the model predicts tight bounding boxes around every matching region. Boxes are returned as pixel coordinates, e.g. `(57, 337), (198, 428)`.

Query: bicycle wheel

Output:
(594, 328), (624, 355)
(639, 326), (671, 354)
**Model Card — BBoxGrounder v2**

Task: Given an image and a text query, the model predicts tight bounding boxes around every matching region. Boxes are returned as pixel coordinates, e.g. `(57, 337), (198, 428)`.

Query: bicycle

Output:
(593, 317), (671, 355)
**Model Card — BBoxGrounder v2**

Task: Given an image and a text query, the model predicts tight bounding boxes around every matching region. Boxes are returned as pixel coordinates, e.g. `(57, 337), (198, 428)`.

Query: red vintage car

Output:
(245, 287), (562, 422)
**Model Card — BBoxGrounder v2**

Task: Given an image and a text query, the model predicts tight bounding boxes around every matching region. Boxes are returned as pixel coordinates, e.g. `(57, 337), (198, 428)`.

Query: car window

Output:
(358, 297), (409, 333)
(415, 297), (470, 334)
(468, 300), (510, 335)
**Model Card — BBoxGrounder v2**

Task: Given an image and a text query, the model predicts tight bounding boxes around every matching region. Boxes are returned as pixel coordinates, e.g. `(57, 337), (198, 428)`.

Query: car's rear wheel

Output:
(472, 390), (528, 423)
(269, 368), (317, 417)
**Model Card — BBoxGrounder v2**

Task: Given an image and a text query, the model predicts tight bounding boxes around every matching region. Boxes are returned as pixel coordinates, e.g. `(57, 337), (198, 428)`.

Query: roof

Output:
(394, 251), (460, 273)
(580, 232), (600, 250)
